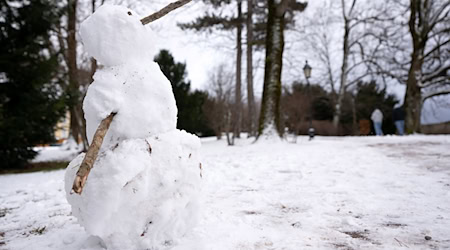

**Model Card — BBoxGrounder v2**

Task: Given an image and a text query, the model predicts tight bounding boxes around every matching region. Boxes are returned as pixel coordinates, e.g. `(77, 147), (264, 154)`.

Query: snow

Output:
(80, 5), (154, 67)
(1, 135), (450, 249)
(81, 5), (177, 145)
(32, 146), (79, 163)
(64, 130), (201, 249)
(83, 62), (177, 144)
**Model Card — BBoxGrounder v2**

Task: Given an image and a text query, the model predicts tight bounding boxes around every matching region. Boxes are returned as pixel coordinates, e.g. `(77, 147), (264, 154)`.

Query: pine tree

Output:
(154, 50), (191, 129)
(154, 50), (214, 136)
(0, 0), (66, 169)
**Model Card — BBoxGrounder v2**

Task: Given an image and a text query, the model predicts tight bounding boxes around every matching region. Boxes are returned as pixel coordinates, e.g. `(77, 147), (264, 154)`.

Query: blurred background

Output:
(1, 0), (449, 170)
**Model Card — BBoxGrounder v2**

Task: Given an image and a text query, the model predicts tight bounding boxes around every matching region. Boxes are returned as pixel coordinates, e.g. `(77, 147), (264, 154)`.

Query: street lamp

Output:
(303, 60), (314, 140)
(303, 61), (311, 80)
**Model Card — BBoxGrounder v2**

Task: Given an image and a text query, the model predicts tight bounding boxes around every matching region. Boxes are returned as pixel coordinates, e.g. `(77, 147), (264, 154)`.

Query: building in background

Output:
(54, 111), (70, 144)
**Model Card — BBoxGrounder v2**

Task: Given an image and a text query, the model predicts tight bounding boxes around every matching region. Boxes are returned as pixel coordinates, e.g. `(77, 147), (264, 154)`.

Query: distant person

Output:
(371, 108), (383, 136)
(393, 104), (405, 135)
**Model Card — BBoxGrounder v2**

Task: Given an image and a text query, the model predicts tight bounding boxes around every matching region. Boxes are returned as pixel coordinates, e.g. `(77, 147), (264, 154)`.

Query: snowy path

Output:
(1, 136), (450, 250)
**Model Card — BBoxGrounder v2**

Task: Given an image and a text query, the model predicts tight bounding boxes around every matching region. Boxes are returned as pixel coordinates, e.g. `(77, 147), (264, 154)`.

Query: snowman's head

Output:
(80, 5), (154, 66)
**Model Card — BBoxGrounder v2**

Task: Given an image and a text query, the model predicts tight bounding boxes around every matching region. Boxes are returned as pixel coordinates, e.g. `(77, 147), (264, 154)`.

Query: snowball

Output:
(83, 62), (177, 145)
(80, 4), (155, 67)
(80, 4), (177, 145)
(65, 130), (202, 249)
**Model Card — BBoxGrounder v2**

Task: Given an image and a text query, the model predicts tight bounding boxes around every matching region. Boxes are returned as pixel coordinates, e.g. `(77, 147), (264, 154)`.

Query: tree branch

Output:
(141, 0), (192, 25)
(422, 90), (450, 103)
(420, 64), (450, 88)
(72, 112), (116, 194)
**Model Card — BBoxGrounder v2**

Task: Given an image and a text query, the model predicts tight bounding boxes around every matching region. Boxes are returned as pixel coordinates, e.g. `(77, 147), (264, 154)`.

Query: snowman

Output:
(64, 5), (202, 250)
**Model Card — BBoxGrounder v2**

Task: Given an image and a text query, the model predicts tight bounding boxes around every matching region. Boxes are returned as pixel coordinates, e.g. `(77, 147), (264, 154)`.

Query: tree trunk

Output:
(67, 0), (89, 151)
(90, 58), (97, 84)
(226, 110), (234, 145)
(404, 46), (423, 134)
(351, 94), (357, 134)
(257, 0), (285, 138)
(333, 5), (350, 131)
(404, 0), (425, 134)
(246, 0), (256, 137)
(404, 75), (422, 133)
(89, 0), (100, 84)
(232, 0), (243, 140)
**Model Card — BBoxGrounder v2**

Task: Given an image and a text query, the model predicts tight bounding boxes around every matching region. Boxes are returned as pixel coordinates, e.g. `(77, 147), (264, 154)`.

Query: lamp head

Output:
(303, 60), (312, 79)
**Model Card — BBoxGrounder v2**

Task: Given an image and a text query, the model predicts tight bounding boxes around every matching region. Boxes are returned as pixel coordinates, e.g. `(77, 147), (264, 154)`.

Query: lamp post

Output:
(303, 60), (314, 140)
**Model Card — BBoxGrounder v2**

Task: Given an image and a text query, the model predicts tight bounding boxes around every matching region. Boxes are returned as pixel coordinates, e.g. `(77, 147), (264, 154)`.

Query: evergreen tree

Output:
(154, 50), (214, 136)
(281, 82), (333, 134)
(0, 0), (65, 169)
(188, 90), (215, 136)
(154, 50), (191, 129)
(312, 96), (333, 121)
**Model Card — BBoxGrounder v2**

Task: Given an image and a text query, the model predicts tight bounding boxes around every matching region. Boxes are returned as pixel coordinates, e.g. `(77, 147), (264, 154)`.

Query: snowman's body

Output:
(64, 5), (201, 250)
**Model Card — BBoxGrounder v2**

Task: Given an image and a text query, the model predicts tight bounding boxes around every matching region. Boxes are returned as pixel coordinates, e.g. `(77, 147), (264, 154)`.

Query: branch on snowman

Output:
(72, 112), (116, 194)
(140, 0), (192, 25)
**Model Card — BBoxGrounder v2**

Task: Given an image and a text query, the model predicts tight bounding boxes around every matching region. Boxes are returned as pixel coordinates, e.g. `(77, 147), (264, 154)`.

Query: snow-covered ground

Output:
(31, 146), (79, 163)
(1, 135), (450, 250)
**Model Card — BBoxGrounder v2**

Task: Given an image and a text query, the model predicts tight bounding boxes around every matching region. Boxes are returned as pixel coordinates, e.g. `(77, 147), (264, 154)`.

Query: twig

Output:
(72, 112), (116, 194)
(140, 0), (192, 25)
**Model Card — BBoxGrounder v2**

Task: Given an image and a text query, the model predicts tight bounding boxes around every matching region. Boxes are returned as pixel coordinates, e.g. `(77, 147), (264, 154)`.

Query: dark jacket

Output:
(393, 107), (405, 121)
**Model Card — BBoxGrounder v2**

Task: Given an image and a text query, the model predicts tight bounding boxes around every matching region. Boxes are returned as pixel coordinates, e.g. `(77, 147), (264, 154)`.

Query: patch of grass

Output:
(0, 161), (69, 175)
(0, 208), (13, 217)
(30, 226), (46, 235)
(242, 210), (261, 215)
(332, 243), (353, 250)
(0, 232), (4, 247)
(342, 231), (370, 241)
(384, 222), (407, 228)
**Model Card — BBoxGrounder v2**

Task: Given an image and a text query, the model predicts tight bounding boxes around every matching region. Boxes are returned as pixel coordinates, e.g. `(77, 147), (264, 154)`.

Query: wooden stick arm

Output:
(72, 112), (116, 194)
(140, 0), (192, 25)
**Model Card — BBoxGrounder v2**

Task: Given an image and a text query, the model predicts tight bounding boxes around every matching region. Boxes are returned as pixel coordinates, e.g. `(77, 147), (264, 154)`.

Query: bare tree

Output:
(303, 0), (392, 131)
(404, 0), (450, 133)
(332, 0), (355, 129)
(365, 0), (450, 133)
(232, 0), (243, 141)
(303, 2), (338, 97)
(204, 65), (234, 142)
